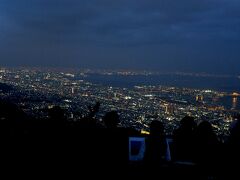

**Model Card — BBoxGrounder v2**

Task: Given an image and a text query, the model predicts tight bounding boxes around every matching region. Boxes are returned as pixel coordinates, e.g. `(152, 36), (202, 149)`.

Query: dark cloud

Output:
(0, 0), (240, 74)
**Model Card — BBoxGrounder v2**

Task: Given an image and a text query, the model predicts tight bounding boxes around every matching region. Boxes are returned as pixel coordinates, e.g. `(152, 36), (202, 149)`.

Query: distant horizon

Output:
(0, 65), (239, 77)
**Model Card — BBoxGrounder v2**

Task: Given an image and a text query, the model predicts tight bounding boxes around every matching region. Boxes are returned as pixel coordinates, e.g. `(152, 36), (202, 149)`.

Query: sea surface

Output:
(84, 74), (240, 92)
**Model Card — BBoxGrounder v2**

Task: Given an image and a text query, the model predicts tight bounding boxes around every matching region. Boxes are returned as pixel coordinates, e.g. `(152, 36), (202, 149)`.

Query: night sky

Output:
(0, 0), (240, 74)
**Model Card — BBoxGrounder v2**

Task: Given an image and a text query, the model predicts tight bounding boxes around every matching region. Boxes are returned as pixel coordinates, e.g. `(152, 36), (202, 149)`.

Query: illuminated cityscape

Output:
(0, 67), (239, 138)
